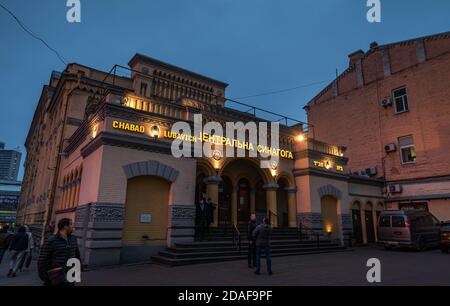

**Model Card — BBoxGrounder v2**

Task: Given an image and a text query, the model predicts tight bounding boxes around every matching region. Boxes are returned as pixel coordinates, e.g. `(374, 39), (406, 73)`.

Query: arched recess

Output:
(320, 195), (339, 239)
(122, 161), (179, 246)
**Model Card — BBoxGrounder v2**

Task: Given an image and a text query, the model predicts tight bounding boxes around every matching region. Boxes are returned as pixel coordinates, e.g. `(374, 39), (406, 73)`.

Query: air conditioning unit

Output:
(365, 167), (377, 177)
(384, 143), (397, 153)
(381, 97), (393, 108)
(388, 184), (403, 193)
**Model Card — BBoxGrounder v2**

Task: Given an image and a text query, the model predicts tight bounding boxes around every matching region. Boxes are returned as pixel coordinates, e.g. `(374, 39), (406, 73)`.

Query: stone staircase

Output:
(151, 225), (347, 266)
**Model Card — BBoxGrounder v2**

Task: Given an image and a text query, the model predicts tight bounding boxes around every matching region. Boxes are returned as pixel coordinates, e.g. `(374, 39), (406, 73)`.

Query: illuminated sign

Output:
(313, 160), (344, 172)
(112, 120), (145, 133)
(164, 131), (294, 159)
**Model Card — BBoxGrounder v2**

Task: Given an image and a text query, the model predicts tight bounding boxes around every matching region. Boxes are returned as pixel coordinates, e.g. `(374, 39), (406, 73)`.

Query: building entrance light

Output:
(150, 125), (160, 138)
(296, 133), (306, 142)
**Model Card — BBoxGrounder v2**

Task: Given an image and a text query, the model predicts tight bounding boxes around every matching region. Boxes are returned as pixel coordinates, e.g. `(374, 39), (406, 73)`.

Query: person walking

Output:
(0, 225), (13, 266)
(195, 197), (209, 241)
(38, 218), (81, 286)
(17, 225), (34, 272)
(247, 214), (257, 268)
(7, 226), (29, 277)
(252, 217), (273, 275)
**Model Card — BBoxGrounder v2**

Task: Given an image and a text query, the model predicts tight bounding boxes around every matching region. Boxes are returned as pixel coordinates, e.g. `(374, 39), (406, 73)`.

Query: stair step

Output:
(151, 248), (348, 266)
(168, 242), (338, 253)
(159, 245), (343, 259)
(175, 239), (334, 248)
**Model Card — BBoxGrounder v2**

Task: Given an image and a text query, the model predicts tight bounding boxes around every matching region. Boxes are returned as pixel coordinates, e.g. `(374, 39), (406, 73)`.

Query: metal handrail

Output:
(232, 223), (241, 253)
(297, 223), (321, 249)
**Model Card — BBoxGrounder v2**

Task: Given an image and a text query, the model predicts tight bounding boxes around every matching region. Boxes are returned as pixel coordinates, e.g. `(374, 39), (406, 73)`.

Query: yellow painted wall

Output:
(122, 176), (170, 245)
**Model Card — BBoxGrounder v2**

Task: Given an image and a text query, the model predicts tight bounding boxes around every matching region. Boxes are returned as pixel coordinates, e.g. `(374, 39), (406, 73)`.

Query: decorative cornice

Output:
(293, 167), (349, 181)
(80, 131), (173, 158)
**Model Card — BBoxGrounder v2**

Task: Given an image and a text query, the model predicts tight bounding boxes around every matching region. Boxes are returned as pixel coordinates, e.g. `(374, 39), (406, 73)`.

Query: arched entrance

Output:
(321, 196), (339, 239)
(219, 158), (270, 226)
(351, 201), (363, 244)
(255, 180), (267, 222)
(218, 176), (232, 225)
(195, 173), (207, 204)
(122, 176), (170, 245)
(365, 202), (375, 243)
(276, 177), (289, 227)
(237, 178), (251, 223)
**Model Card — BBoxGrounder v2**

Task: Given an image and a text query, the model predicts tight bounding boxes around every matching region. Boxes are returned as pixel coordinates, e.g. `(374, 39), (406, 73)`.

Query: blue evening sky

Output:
(1, 0), (450, 179)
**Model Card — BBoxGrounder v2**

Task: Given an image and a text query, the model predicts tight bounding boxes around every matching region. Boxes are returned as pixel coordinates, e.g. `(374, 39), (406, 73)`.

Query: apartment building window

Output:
(140, 82), (148, 97)
(393, 87), (409, 113)
(398, 135), (416, 164)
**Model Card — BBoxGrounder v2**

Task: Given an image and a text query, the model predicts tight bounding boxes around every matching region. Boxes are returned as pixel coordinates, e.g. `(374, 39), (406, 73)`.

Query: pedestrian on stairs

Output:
(253, 217), (273, 275)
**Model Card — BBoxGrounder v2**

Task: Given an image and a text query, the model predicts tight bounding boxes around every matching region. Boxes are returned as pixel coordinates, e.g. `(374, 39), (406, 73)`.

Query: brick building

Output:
(305, 31), (450, 234)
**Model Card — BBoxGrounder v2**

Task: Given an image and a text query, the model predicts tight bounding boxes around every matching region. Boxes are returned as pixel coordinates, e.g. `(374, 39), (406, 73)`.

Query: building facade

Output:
(0, 142), (21, 181)
(305, 32), (450, 238)
(18, 53), (385, 266)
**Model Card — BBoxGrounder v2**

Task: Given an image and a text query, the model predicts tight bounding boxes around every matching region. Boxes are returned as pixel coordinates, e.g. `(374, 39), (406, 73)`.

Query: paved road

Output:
(1, 246), (449, 286)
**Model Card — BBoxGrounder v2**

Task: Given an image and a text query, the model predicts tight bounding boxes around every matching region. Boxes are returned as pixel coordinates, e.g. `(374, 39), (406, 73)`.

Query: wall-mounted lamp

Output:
(270, 161), (278, 177)
(325, 161), (332, 170)
(325, 224), (333, 235)
(91, 123), (99, 139)
(212, 150), (222, 173)
(296, 133), (306, 142)
(150, 125), (160, 138)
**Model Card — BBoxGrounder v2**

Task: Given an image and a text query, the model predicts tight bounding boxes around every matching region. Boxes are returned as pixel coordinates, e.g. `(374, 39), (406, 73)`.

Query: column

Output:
(204, 176), (222, 228)
(360, 208), (368, 245)
(372, 209), (379, 242)
(231, 185), (238, 226)
(286, 187), (297, 228)
(250, 188), (256, 214)
(263, 183), (278, 227)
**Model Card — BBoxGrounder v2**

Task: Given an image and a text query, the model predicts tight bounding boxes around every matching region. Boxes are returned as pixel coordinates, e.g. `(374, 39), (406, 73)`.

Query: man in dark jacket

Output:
(38, 218), (81, 286)
(7, 226), (29, 277)
(247, 214), (257, 268)
(195, 197), (209, 241)
(252, 217), (273, 275)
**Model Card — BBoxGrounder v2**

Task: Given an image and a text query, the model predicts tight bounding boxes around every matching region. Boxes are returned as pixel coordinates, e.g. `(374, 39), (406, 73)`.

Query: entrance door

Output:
(365, 210), (375, 243)
(237, 179), (250, 224)
(352, 209), (363, 244)
(218, 176), (232, 225)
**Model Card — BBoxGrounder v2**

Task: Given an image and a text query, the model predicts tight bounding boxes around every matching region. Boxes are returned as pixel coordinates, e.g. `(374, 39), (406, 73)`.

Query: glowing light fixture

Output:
(212, 150), (222, 171)
(325, 161), (332, 170)
(297, 133), (306, 142)
(150, 125), (160, 138)
(325, 224), (332, 234)
(91, 123), (99, 139)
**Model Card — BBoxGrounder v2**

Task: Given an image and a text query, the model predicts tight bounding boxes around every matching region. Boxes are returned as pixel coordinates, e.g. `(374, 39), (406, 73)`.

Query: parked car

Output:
(440, 221), (450, 253)
(377, 210), (441, 251)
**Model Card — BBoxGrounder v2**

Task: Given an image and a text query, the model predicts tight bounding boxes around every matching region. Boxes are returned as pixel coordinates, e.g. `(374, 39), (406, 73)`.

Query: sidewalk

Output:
(0, 246), (449, 286)
(0, 251), (41, 286)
